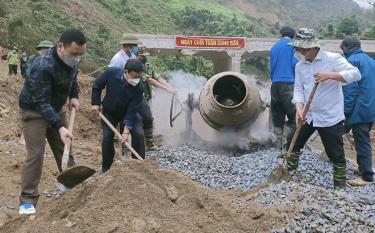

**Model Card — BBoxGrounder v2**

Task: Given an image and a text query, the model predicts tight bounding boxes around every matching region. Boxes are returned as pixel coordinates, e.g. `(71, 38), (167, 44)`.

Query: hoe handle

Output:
(61, 107), (76, 171)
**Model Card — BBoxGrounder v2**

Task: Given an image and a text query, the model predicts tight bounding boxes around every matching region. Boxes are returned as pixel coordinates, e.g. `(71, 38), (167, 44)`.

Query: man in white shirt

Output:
(109, 34), (139, 69)
(287, 28), (361, 189)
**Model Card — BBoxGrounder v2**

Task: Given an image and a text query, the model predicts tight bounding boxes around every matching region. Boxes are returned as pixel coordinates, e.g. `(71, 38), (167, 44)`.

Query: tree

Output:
(335, 16), (360, 38)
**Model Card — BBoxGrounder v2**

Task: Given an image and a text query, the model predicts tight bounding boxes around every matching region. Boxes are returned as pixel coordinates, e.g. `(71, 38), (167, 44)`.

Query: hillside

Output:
(0, 0), (371, 72)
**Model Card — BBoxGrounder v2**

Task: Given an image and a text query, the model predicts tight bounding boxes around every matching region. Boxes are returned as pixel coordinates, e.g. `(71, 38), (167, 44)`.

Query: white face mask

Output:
(62, 55), (81, 67)
(294, 51), (305, 61)
(128, 78), (140, 86)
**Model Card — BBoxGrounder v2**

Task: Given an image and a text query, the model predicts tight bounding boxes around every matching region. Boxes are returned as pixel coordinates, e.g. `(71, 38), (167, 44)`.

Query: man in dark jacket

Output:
(270, 26), (298, 154)
(91, 59), (145, 173)
(18, 29), (86, 215)
(341, 36), (375, 186)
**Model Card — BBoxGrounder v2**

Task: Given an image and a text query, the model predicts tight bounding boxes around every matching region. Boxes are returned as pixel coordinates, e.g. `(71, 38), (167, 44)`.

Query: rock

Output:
(165, 185), (178, 202)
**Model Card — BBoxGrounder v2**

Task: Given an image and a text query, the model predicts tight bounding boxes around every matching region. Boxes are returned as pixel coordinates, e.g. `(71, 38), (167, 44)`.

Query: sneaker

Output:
(19, 203), (36, 215)
(347, 178), (373, 186)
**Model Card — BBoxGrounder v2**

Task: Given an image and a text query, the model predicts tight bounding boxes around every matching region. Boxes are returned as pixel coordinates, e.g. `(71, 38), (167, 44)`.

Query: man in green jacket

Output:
(7, 47), (19, 75)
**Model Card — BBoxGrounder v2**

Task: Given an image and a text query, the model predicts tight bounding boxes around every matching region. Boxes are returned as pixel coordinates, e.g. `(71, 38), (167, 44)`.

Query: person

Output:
(109, 33), (139, 68)
(286, 28), (361, 190)
(18, 29), (86, 215)
(27, 40), (55, 67)
(91, 59), (145, 173)
(341, 36), (375, 186)
(269, 26), (298, 154)
(7, 47), (19, 75)
(20, 51), (28, 78)
(136, 47), (176, 150)
(18, 40), (55, 144)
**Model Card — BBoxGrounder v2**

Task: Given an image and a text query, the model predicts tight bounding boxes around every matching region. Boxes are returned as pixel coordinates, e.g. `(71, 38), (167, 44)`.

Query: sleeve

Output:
(122, 88), (144, 129)
(69, 69), (79, 99)
(292, 64), (305, 104)
(269, 48), (275, 79)
(91, 69), (110, 105)
(333, 55), (361, 84)
(343, 82), (359, 117)
(28, 65), (64, 129)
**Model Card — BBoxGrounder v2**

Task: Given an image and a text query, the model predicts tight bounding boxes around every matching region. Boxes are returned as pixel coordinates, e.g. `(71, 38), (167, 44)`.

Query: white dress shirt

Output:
(109, 49), (136, 69)
(293, 50), (361, 127)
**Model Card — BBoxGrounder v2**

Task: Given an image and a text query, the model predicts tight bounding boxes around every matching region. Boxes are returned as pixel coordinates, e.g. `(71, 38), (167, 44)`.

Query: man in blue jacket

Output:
(270, 26), (298, 154)
(91, 59), (145, 173)
(341, 36), (375, 186)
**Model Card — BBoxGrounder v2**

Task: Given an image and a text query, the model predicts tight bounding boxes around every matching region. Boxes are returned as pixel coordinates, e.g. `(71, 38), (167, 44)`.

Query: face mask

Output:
(128, 77), (140, 86)
(294, 51), (305, 61)
(62, 55), (81, 68)
(131, 46), (138, 55)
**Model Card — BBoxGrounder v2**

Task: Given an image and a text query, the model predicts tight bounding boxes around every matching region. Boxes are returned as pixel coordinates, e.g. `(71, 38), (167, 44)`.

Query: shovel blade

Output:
(57, 166), (96, 189)
(267, 165), (291, 184)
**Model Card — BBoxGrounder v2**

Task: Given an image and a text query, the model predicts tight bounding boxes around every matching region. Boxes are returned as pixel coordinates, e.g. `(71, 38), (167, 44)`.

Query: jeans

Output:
(349, 123), (374, 182)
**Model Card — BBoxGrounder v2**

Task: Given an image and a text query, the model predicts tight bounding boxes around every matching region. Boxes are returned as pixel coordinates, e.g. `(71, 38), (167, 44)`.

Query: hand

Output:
(91, 105), (101, 113)
(59, 127), (73, 144)
(121, 132), (129, 144)
(314, 72), (334, 83)
(295, 103), (306, 125)
(166, 87), (177, 94)
(69, 98), (80, 111)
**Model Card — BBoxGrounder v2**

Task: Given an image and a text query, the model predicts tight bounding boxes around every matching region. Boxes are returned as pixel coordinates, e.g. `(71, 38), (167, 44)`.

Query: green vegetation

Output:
(0, 0), (374, 77)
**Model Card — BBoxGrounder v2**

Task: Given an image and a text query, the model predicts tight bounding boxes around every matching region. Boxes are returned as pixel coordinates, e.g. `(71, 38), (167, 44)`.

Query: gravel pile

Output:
(258, 182), (375, 232)
(151, 144), (280, 189)
(150, 143), (375, 230)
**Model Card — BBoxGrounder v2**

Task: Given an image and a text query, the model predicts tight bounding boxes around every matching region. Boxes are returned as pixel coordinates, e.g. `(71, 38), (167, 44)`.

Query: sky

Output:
(353, 0), (372, 9)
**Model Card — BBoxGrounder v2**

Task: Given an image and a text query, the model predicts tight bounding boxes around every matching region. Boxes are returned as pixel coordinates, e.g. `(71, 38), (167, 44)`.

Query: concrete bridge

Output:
(137, 34), (375, 74)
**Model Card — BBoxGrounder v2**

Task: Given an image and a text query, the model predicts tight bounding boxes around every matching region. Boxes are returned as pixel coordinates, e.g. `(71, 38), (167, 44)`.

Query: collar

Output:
(52, 47), (73, 70)
(344, 48), (363, 58)
(303, 48), (322, 64)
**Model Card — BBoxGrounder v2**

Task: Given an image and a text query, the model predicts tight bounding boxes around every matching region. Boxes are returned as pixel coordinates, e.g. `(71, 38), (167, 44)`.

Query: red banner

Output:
(175, 36), (245, 49)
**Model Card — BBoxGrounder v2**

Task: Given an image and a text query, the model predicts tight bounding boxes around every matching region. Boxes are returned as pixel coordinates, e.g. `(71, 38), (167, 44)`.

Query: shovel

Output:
(268, 82), (319, 184)
(99, 112), (143, 160)
(57, 107), (96, 188)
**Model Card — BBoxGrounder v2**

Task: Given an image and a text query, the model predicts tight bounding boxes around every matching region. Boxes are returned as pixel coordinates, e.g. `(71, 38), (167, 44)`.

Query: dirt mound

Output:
(0, 158), (294, 233)
(0, 77), (23, 140)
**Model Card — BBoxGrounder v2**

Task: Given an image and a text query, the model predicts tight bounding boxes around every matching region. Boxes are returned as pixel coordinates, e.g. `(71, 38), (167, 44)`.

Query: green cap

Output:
(36, 40), (54, 49)
(288, 28), (320, 48)
(120, 33), (140, 45)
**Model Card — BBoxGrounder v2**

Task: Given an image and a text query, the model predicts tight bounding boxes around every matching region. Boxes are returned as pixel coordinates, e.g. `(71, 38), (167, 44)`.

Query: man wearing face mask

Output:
(270, 26), (298, 155)
(287, 28), (361, 189)
(340, 36), (375, 186)
(18, 29), (86, 215)
(109, 33), (139, 69)
(91, 59), (145, 173)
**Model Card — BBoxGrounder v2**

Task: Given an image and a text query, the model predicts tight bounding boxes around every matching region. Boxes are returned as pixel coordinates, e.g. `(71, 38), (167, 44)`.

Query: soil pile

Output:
(0, 158), (294, 233)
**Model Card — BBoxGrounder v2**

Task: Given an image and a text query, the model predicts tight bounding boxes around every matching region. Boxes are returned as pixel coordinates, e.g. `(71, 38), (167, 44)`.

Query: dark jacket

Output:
(19, 47), (78, 129)
(343, 48), (375, 125)
(91, 67), (144, 129)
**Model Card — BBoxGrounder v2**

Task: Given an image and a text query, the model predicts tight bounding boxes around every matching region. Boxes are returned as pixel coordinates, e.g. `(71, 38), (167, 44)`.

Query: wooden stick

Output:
(99, 112), (143, 160)
(61, 107), (76, 171)
(286, 83), (319, 157)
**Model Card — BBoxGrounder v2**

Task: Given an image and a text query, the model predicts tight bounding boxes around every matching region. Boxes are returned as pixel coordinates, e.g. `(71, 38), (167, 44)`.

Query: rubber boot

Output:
(333, 162), (347, 190)
(274, 127), (284, 158)
(144, 128), (158, 151)
(286, 151), (302, 172)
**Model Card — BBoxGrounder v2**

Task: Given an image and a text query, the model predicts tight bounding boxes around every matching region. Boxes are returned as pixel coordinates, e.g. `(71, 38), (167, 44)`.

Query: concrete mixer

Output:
(169, 71), (271, 146)
(198, 71), (263, 129)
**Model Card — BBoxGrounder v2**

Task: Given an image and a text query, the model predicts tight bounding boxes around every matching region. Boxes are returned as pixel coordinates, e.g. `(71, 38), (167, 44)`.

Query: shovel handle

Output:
(61, 107), (76, 171)
(99, 112), (143, 160)
(286, 83), (319, 156)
